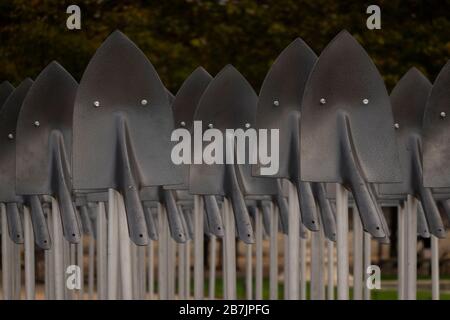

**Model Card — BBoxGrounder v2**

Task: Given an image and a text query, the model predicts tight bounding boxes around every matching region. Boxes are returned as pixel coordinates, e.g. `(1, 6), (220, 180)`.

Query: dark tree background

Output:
(0, 0), (449, 93)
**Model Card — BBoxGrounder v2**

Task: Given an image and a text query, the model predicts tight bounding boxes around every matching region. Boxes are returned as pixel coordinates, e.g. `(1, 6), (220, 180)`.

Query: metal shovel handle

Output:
(411, 137), (446, 238)
(339, 114), (386, 239)
(6, 202), (24, 244)
(203, 195), (224, 237)
(29, 195), (51, 249)
(226, 164), (255, 244)
(163, 189), (187, 243)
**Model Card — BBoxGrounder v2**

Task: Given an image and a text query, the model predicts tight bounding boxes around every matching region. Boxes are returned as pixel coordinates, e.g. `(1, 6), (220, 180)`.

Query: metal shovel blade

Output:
(0, 79), (33, 244)
(0, 81), (14, 108)
(73, 31), (182, 245)
(253, 38), (320, 231)
(423, 60), (450, 189)
(167, 66), (213, 189)
(0, 79), (33, 204)
(380, 68), (431, 196)
(379, 68), (445, 238)
(189, 65), (255, 243)
(300, 31), (401, 238)
(16, 62), (81, 244)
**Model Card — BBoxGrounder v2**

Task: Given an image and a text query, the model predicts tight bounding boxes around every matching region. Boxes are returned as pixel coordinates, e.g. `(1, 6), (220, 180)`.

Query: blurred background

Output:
(1, 0), (449, 92)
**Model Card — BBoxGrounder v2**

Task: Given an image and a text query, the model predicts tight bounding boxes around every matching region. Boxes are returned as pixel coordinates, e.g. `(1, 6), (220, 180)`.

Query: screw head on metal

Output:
(7, 133), (13, 140)
(93, 101), (100, 107)
(320, 98), (326, 105)
(273, 100), (280, 107)
(440, 112), (446, 119)
(394, 123), (400, 129)
(363, 98), (369, 105)
(34, 121), (40, 127)
(180, 121), (186, 127)
(141, 99), (148, 106)
(208, 123), (213, 128)
(245, 123), (251, 128)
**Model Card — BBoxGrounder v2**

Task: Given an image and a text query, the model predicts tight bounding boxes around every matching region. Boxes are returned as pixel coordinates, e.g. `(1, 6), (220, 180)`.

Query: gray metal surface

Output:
(254, 38), (320, 231)
(16, 62), (81, 243)
(423, 60), (450, 188)
(190, 65), (255, 243)
(379, 68), (445, 238)
(300, 31), (400, 239)
(73, 31), (182, 245)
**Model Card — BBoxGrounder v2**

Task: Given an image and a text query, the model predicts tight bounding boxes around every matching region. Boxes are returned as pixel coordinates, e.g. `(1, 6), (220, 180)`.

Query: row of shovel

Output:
(0, 28), (449, 300)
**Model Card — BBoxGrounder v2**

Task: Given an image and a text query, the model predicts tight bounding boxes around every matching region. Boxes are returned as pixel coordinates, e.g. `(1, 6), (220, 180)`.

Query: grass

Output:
(204, 277), (450, 300)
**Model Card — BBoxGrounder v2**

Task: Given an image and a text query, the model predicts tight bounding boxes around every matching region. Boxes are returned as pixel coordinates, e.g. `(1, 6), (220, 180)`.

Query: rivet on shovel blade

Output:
(208, 123), (213, 128)
(180, 121), (186, 127)
(245, 123), (251, 128)
(273, 100), (279, 107)
(320, 98), (326, 105)
(363, 98), (369, 105)
(440, 112), (446, 119)
(34, 121), (40, 127)
(394, 123), (400, 129)
(141, 99), (148, 106)
(7, 133), (14, 140)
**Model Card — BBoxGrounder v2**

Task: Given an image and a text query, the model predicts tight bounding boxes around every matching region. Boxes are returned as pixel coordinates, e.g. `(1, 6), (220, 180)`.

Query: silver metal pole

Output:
(117, 192), (133, 300)
(269, 203), (278, 300)
(299, 234), (307, 300)
(397, 203), (405, 300)
(88, 234), (95, 300)
(77, 237), (84, 299)
(96, 202), (107, 300)
(431, 235), (439, 300)
(185, 239), (191, 299)
(336, 183), (349, 300)
(363, 232), (371, 300)
(179, 242), (186, 299)
(283, 233), (289, 299)
(52, 198), (64, 300)
(406, 195), (417, 300)
(208, 235), (217, 299)
(167, 229), (176, 299)
(1, 204), (11, 300)
(148, 240), (155, 299)
(223, 197), (236, 299)
(193, 195), (204, 299)
(46, 206), (55, 300)
(287, 182), (299, 300)
(327, 239), (334, 300)
(23, 206), (35, 300)
(255, 207), (263, 300)
(158, 203), (168, 299)
(311, 226), (325, 300)
(107, 189), (119, 299)
(353, 207), (363, 300)
(245, 243), (252, 300)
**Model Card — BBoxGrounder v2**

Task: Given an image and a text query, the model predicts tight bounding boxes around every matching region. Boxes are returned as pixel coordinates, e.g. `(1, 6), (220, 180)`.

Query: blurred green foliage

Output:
(0, 0), (449, 92)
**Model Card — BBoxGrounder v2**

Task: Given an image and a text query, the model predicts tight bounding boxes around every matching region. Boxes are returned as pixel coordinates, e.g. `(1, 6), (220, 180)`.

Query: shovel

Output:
(0, 79), (33, 300)
(190, 65), (258, 299)
(256, 38), (337, 299)
(300, 31), (401, 299)
(16, 62), (81, 251)
(0, 79), (34, 243)
(379, 68), (445, 238)
(423, 60), (450, 300)
(378, 68), (447, 299)
(0, 81), (14, 108)
(73, 30), (183, 247)
(170, 67), (225, 238)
